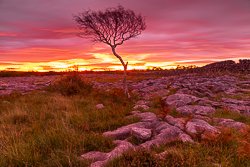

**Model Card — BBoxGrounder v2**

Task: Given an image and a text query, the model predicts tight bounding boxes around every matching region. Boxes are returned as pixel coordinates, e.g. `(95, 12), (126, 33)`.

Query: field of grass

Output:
(0, 72), (250, 166)
(0, 73), (140, 166)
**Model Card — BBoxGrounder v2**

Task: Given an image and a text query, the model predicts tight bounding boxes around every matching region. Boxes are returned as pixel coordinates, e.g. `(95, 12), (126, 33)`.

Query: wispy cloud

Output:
(1, 0), (250, 71)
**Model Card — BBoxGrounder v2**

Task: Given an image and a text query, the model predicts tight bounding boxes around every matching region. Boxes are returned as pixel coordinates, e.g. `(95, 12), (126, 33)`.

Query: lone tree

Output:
(73, 5), (146, 98)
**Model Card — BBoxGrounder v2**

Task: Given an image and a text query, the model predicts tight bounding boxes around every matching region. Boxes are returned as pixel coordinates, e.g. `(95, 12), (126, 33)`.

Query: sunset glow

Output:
(1, 0), (250, 72)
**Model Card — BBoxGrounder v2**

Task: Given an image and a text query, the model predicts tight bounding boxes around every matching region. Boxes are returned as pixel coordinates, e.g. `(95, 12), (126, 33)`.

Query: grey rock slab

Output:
(152, 121), (173, 134)
(131, 127), (152, 140)
(222, 98), (244, 105)
(176, 105), (215, 116)
(165, 93), (200, 108)
(219, 121), (247, 131)
(178, 133), (194, 143)
(80, 140), (135, 167)
(212, 118), (235, 124)
(107, 140), (136, 159)
(140, 126), (183, 150)
(185, 119), (221, 139)
(193, 115), (211, 122)
(165, 115), (185, 130)
(102, 122), (151, 139)
(137, 112), (158, 122)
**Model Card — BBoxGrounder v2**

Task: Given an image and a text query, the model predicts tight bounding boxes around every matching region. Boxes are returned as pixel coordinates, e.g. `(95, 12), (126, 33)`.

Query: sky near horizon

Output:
(0, 0), (250, 71)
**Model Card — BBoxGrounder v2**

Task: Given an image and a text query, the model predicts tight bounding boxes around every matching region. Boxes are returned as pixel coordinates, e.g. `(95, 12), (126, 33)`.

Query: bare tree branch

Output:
(73, 5), (146, 97)
(73, 5), (146, 47)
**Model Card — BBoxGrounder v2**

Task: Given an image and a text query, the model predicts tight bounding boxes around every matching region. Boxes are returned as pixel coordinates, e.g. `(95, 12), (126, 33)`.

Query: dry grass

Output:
(0, 71), (249, 166)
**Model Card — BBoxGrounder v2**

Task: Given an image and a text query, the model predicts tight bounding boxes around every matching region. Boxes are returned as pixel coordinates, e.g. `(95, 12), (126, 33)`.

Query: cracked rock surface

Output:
(79, 73), (250, 166)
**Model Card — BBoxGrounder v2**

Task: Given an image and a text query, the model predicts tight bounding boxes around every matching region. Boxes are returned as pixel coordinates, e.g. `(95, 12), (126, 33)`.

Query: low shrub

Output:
(47, 72), (93, 96)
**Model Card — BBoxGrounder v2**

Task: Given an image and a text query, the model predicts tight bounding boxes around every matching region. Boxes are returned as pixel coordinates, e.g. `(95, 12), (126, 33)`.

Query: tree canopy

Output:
(73, 5), (146, 47)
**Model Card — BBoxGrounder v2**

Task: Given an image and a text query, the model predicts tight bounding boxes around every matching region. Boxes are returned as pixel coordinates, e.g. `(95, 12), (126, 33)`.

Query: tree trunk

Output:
(111, 46), (131, 98)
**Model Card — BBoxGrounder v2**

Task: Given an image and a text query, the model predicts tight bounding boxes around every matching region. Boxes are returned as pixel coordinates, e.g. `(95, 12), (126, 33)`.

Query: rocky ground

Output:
(86, 73), (250, 166)
(0, 75), (60, 95)
(1, 73), (250, 167)
(0, 73), (125, 95)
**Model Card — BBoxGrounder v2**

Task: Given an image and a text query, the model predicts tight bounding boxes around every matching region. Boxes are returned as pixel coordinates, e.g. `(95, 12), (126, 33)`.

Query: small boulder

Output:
(178, 133), (194, 143)
(96, 104), (104, 109)
(108, 140), (136, 159)
(79, 140), (135, 167)
(185, 119), (220, 139)
(219, 121), (247, 131)
(103, 122), (151, 139)
(165, 93), (200, 108)
(137, 112), (158, 122)
(140, 126), (182, 150)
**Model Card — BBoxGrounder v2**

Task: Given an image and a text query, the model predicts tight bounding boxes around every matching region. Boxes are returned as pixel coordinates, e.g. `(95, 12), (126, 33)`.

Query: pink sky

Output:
(0, 0), (250, 71)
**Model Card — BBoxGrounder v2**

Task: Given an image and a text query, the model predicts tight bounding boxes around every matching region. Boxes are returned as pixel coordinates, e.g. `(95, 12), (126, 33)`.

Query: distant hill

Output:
(196, 59), (250, 74)
(129, 59), (250, 77)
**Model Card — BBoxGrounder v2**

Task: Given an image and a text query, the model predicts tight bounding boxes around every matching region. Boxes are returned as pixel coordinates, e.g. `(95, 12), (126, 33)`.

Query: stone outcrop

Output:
(212, 118), (248, 131)
(70, 71), (250, 166)
(79, 140), (136, 167)
(80, 87), (249, 166)
(0, 75), (59, 95)
(80, 106), (248, 166)
(103, 122), (152, 140)
(176, 105), (215, 116)
(165, 93), (200, 108)
(185, 119), (221, 139)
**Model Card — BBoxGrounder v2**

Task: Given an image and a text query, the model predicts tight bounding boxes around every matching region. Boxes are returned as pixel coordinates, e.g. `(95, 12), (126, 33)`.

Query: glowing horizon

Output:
(1, 57), (247, 72)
